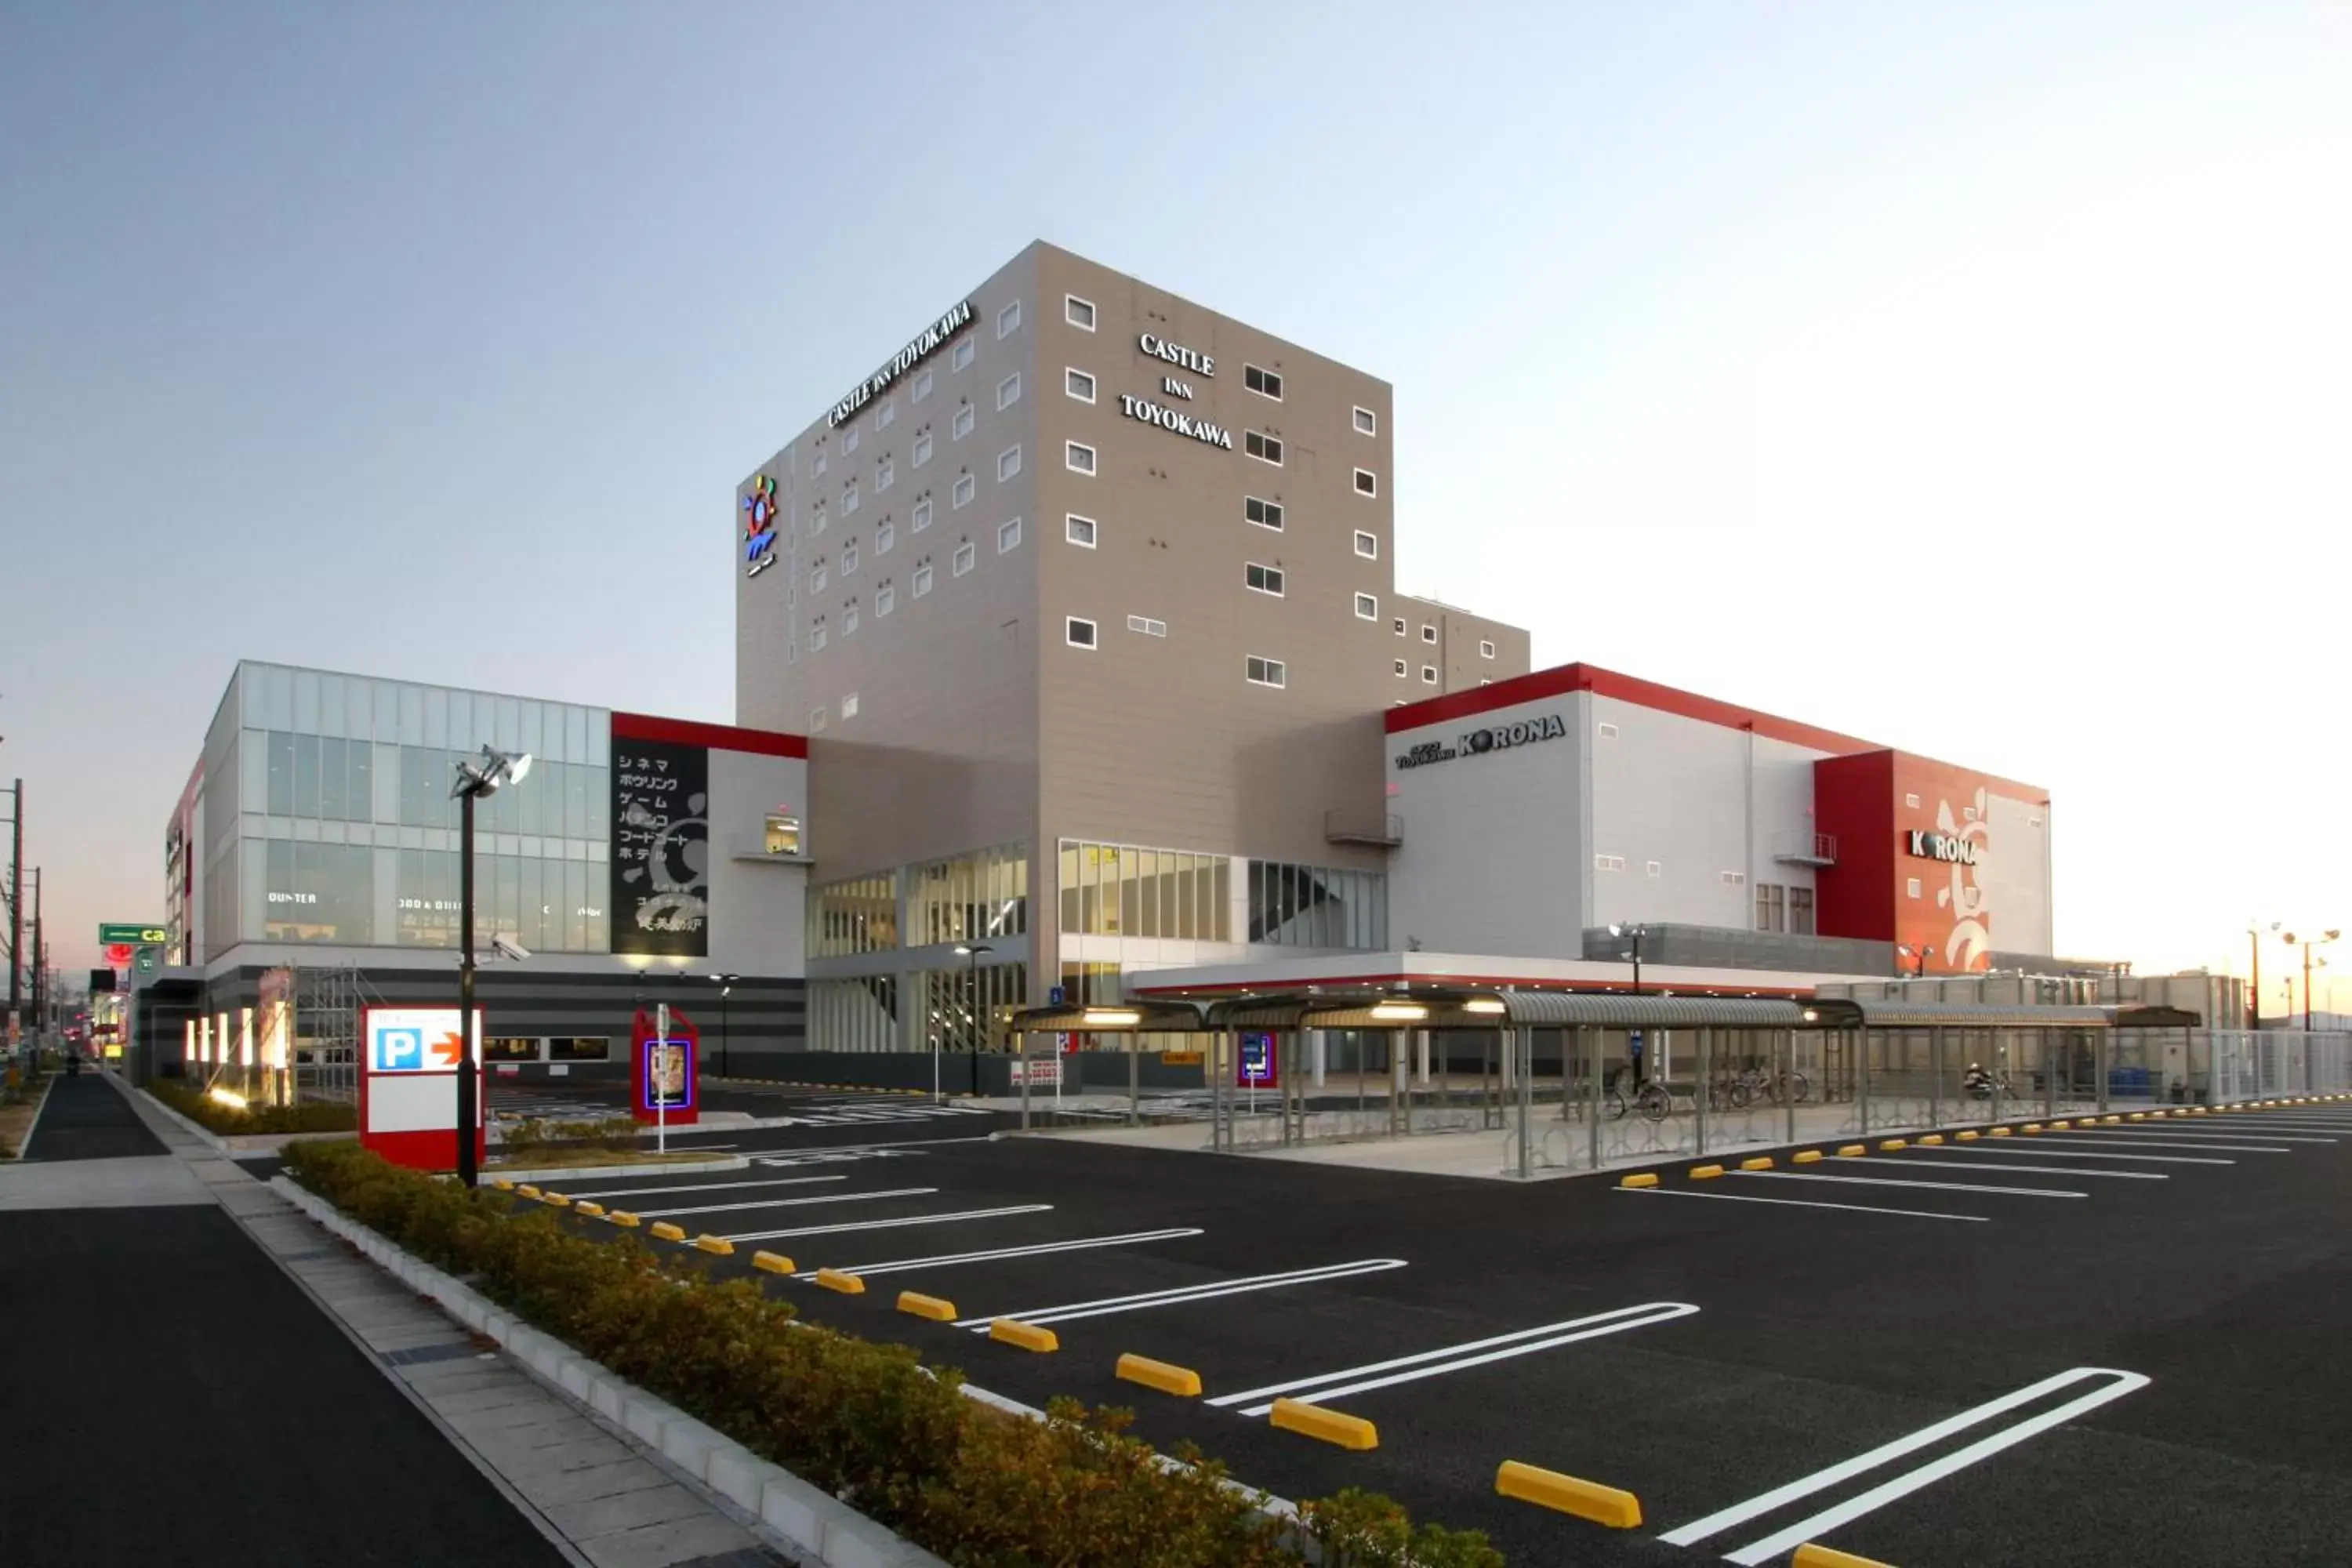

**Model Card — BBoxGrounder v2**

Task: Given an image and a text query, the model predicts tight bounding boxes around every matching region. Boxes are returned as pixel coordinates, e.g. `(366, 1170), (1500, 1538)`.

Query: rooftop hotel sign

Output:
(828, 299), (974, 427)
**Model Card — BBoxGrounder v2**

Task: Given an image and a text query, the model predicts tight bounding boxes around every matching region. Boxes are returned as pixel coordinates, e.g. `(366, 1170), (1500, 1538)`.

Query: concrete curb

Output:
(134, 1086), (354, 1156)
(486, 1153), (749, 1185)
(268, 1174), (949, 1568)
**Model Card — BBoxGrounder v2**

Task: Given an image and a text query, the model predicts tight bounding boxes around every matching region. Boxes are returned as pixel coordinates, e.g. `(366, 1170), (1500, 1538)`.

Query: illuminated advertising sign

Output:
(1239, 1031), (1279, 1089)
(742, 473), (780, 580)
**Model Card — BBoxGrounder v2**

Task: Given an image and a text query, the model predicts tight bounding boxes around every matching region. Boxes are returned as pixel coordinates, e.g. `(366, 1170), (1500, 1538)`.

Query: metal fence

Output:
(2209, 1030), (2352, 1102)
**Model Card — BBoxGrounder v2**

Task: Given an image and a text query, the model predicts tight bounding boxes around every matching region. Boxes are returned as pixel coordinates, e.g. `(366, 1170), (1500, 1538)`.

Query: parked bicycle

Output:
(1606, 1069), (1673, 1122)
(1727, 1066), (1811, 1109)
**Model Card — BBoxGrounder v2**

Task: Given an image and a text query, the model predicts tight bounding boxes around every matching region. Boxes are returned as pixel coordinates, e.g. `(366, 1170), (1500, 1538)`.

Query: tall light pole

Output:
(1896, 943), (1936, 978)
(953, 942), (993, 1095)
(709, 974), (740, 1077)
(2249, 920), (2280, 1029)
(451, 745), (532, 1187)
(1607, 923), (1647, 995)
(2283, 930), (2339, 1033)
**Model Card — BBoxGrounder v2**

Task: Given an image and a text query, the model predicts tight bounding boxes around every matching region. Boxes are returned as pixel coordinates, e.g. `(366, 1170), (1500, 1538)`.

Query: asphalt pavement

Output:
(21, 1068), (170, 1160)
(515, 1101), (2352, 1566)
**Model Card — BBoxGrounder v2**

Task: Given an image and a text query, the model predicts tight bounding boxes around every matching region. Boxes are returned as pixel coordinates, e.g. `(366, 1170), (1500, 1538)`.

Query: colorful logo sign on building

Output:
(742, 474), (779, 579)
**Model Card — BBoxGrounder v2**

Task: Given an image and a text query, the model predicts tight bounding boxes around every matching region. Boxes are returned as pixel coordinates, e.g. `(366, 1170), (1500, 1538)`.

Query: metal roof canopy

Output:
(1805, 1000), (2204, 1029)
(1011, 992), (2205, 1034)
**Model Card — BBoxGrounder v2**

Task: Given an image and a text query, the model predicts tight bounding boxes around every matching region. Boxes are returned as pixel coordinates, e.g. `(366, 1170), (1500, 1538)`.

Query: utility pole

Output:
(28, 868), (42, 1050)
(5, 779), (20, 1047)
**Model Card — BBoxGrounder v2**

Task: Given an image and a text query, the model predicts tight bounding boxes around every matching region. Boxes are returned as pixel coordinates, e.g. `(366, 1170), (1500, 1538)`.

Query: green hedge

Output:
(285, 1141), (1503, 1568)
(148, 1080), (358, 1136)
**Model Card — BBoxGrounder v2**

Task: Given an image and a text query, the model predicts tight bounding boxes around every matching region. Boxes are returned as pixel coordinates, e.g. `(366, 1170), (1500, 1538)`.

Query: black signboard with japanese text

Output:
(610, 736), (710, 957)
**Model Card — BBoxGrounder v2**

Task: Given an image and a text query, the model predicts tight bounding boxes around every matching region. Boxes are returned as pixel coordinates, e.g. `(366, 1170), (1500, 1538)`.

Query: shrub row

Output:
(285, 1140), (1504, 1568)
(148, 1079), (358, 1135)
(497, 1114), (641, 1157)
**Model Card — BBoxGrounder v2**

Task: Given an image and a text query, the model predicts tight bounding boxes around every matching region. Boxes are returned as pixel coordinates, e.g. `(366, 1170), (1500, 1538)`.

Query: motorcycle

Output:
(1962, 1063), (2010, 1101)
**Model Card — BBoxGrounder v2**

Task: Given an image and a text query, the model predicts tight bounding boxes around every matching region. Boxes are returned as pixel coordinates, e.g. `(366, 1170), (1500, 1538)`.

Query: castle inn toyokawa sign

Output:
(1395, 713), (1568, 770)
(1121, 332), (1236, 449)
(828, 299), (974, 428)
(1907, 829), (1984, 866)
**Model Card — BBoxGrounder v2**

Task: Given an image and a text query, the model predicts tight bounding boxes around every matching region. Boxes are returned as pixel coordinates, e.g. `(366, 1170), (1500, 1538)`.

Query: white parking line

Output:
(1663, 1367), (2148, 1565)
(1885, 1156), (2165, 1180)
(952, 1258), (1406, 1330)
(1206, 1302), (1700, 1417)
(2083, 1127), (2336, 1144)
(2028, 1135), (2290, 1154)
(1731, 1171), (2087, 1199)
(564, 1174), (851, 1201)
(1615, 1185), (1989, 1222)
(1928, 1144), (2233, 1167)
(724, 1203), (1051, 1243)
(815, 1227), (1204, 1278)
(634, 1186), (938, 1219)
(750, 1134), (996, 1161)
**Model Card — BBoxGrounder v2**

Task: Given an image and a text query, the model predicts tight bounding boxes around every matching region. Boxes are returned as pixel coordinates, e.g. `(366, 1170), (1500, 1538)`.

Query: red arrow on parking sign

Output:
(427, 1033), (466, 1068)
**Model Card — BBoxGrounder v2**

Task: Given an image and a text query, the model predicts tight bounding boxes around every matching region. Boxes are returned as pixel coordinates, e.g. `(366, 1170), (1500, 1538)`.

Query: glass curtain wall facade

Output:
(1055, 839), (1386, 950)
(203, 662), (612, 960)
(806, 842), (1031, 1054)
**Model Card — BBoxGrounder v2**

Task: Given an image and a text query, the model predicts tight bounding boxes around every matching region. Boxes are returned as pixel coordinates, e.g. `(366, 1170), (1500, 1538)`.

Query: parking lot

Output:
(502, 1100), (2352, 1566)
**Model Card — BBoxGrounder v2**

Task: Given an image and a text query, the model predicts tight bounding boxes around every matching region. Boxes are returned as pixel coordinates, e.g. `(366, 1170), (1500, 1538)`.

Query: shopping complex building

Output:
(142, 242), (2106, 1083)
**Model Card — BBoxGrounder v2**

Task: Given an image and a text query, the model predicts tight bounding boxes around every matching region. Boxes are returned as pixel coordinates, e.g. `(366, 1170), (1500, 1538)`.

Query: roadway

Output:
(510, 1100), (2352, 1566)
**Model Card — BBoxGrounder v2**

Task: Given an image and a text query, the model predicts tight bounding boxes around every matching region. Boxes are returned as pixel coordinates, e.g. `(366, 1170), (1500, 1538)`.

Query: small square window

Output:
(1646, 859), (1662, 877)
(1354, 468), (1378, 497)
(997, 299), (1022, 338)
(1904, 793), (1921, 809)
(1065, 367), (1096, 403)
(1244, 562), (1285, 597)
(1246, 655), (1287, 688)
(841, 541), (858, 575)
(843, 426), (860, 456)
(843, 601), (859, 634)
(877, 581), (895, 615)
(842, 692), (859, 719)
(1907, 877), (1923, 899)
(1392, 617), (1406, 636)
(996, 372), (1022, 411)
(913, 368), (933, 401)
(1066, 615), (1098, 648)
(1244, 364), (1283, 401)
(1479, 640), (1495, 659)
(1393, 659), (1408, 677)
(1421, 623), (1437, 643)
(1354, 531), (1378, 559)
(1421, 665), (1437, 684)
(998, 517), (1022, 553)
(1479, 677), (1491, 686)
(1127, 615), (1167, 637)
(809, 620), (828, 652)
(953, 540), (975, 576)
(1598, 721), (1620, 739)
(997, 445), (1022, 482)
(876, 456), (895, 492)
(913, 561), (933, 597)
(1244, 495), (1283, 532)
(877, 400), (895, 430)
(811, 503), (827, 536)
(812, 447), (828, 477)
(1065, 294), (1096, 331)
(952, 474), (975, 509)
(1353, 405), (1377, 436)
(913, 430), (933, 467)
(950, 336), (975, 372)
(810, 707), (827, 731)
(843, 481), (860, 515)
(876, 520), (895, 554)
(1354, 592), (1377, 619)
(1066, 441), (1097, 475)
(912, 496), (933, 532)
(810, 561), (828, 592)
(1245, 430), (1283, 466)
(952, 403), (975, 440)
(1065, 514), (1097, 548)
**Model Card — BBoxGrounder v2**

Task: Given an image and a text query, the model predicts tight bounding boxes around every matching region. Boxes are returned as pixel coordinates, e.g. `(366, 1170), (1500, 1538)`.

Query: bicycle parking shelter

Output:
(1010, 984), (2201, 1179)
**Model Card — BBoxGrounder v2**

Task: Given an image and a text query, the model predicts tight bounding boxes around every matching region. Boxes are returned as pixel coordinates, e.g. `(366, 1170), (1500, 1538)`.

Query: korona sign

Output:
(1907, 829), (1983, 866)
(1395, 712), (1568, 771)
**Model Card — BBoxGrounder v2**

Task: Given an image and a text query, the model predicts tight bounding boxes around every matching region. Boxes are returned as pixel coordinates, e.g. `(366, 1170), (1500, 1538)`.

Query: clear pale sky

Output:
(3, 3), (2346, 1002)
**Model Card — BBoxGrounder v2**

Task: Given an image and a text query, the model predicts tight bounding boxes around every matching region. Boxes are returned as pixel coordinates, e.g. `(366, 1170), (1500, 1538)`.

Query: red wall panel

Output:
(1813, 751), (1896, 942)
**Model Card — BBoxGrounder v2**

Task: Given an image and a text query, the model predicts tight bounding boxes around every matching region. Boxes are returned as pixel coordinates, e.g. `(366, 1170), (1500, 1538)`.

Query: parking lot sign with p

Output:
(359, 1006), (485, 1171)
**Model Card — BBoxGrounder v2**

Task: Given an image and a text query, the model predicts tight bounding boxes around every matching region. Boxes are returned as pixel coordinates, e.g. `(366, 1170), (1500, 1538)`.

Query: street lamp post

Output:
(2249, 920), (2280, 1029)
(1607, 923), (1647, 995)
(709, 974), (740, 1078)
(953, 942), (993, 1096)
(1896, 944), (1935, 978)
(451, 745), (532, 1189)
(2283, 930), (2340, 1033)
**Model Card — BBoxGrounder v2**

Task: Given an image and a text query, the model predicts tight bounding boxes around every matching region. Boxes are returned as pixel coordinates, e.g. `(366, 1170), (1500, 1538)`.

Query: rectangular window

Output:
(1065, 294), (1096, 331)
(843, 481), (860, 515)
(1421, 623), (1437, 643)
(1245, 430), (1283, 466)
(877, 399), (895, 430)
(1244, 562), (1285, 597)
(913, 367), (933, 401)
(1393, 659), (1407, 677)
(1479, 639), (1496, 659)
(1595, 854), (1625, 872)
(809, 706), (827, 731)
(1066, 616), (1098, 648)
(1065, 441), (1097, 475)
(812, 447), (829, 477)
(1354, 531), (1378, 559)
(997, 299), (1022, 338)
(953, 540), (975, 575)
(1598, 720), (1620, 739)
(997, 445), (1022, 481)
(809, 620), (827, 651)
(1791, 887), (1816, 935)
(841, 693), (859, 718)
(841, 540), (858, 575)
(1244, 364), (1283, 400)
(1721, 870), (1746, 887)
(1907, 877), (1922, 899)
(912, 496), (932, 532)
(1755, 883), (1786, 933)
(1392, 617), (1406, 636)
(1647, 860), (1663, 877)
(1904, 793), (1921, 809)
(913, 430), (932, 466)
(1244, 495), (1283, 531)
(1065, 367), (1096, 403)
(913, 561), (933, 597)
(843, 426), (859, 455)
(952, 403), (975, 440)
(1065, 513), (1097, 548)
(1245, 655), (1287, 688)
(1353, 405), (1377, 436)
(810, 503), (826, 535)
(1127, 615), (1166, 637)
(996, 372), (1022, 410)
(952, 474), (975, 509)
(1353, 592), (1377, 619)
(876, 456), (894, 492)
(1354, 468), (1378, 497)
(997, 517), (1022, 553)
(1421, 665), (1437, 684)
(876, 519), (894, 554)
(877, 581), (895, 615)
(810, 561), (828, 592)
(843, 600), (859, 635)
(951, 336), (974, 371)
